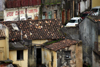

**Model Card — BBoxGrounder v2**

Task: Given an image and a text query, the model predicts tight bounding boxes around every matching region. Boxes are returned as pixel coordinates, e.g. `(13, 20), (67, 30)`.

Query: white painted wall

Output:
(4, 7), (40, 21)
(80, 0), (90, 13)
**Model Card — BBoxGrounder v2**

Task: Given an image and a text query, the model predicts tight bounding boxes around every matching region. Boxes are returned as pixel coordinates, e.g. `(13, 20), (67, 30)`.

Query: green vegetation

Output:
(45, 39), (62, 45)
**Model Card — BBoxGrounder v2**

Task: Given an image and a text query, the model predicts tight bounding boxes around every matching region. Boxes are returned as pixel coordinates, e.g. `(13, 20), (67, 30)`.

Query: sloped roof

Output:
(9, 42), (28, 50)
(0, 19), (65, 41)
(45, 39), (80, 51)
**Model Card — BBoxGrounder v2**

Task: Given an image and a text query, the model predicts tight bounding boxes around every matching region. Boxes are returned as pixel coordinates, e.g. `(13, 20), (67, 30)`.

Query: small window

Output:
(42, 12), (47, 19)
(64, 51), (71, 59)
(17, 50), (23, 60)
(54, 10), (57, 19)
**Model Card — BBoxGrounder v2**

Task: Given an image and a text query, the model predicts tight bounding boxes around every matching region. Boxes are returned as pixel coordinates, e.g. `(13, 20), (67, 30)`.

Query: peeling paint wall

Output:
(28, 40), (47, 67)
(28, 46), (36, 67)
(42, 43), (82, 67)
(57, 44), (82, 67)
(42, 48), (57, 67)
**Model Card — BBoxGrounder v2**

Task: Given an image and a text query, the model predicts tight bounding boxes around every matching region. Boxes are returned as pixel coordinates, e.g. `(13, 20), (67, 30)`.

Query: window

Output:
(64, 51), (71, 59)
(17, 50), (23, 60)
(54, 10), (57, 19)
(48, 11), (52, 19)
(42, 12), (47, 19)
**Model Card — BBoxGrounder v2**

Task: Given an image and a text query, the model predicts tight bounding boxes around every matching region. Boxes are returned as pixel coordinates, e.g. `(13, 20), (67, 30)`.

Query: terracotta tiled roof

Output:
(45, 39), (79, 51)
(0, 29), (5, 38)
(0, 19), (65, 41)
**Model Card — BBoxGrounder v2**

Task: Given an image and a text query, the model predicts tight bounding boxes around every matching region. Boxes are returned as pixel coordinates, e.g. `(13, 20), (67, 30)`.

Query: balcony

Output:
(5, 0), (41, 8)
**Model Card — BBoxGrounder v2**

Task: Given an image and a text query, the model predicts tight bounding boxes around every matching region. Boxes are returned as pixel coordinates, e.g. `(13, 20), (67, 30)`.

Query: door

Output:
(62, 10), (65, 24)
(36, 48), (42, 67)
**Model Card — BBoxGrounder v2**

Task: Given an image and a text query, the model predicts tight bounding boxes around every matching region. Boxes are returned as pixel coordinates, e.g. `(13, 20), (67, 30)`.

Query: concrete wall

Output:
(42, 48), (57, 67)
(92, 51), (100, 67)
(61, 27), (80, 40)
(79, 18), (98, 66)
(92, 0), (100, 8)
(9, 50), (28, 67)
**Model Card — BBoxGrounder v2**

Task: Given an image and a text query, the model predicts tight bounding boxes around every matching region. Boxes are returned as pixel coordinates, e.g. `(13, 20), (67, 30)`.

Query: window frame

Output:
(17, 50), (24, 61)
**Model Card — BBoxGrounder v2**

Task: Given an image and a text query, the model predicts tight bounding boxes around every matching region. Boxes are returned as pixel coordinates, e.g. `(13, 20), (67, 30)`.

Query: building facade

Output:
(4, 0), (41, 21)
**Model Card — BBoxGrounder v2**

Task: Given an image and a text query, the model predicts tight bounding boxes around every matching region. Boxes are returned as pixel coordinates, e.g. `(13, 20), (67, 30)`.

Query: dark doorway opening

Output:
(36, 48), (42, 67)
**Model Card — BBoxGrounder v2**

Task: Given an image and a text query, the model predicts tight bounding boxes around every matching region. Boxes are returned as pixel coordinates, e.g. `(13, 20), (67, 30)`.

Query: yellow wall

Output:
(32, 40), (48, 46)
(0, 27), (9, 61)
(9, 50), (28, 67)
(92, 0), (100, 8)
(0, 40), (7, 60)
(42, 48), (57, 67)
(52, 51), (57, 67)
(76, 43), (83, 67)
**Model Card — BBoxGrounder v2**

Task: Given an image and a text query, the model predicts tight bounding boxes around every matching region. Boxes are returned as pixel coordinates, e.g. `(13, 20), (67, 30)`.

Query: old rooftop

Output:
(45, 39), (81, 51)
(0, 19), (65, 41)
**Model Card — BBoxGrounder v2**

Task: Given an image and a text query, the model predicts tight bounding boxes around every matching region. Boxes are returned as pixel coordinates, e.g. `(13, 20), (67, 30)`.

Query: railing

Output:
(5, 0), (41, 8)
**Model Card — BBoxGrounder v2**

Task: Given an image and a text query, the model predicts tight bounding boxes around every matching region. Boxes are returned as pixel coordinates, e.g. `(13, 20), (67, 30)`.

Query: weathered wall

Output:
(92, 0), (100, 8)
(92, 51), (100, 67)
(9, 50), (28, 67)
(42, 48), (57, 67)
(57, 44), (82, 67)
(42, 5), (61, 19)
(57, 45), (76, 67)
(0, 40), (7, 60)
(79, 17), (98, 66)
(0, 27), (9, 61)
(61, 27), (80, 40)
(28, 46), (36, 67)
(28, 40), (47, 67)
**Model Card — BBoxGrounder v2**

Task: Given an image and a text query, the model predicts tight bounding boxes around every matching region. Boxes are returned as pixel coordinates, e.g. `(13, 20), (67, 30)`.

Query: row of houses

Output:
(1, 14), (100, 67)
(0, 19), (83, 67)
(0, 0), (93, 24)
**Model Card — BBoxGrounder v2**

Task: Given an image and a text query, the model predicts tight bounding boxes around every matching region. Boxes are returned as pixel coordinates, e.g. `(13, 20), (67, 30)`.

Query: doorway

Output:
(36, 48), (42, 67)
